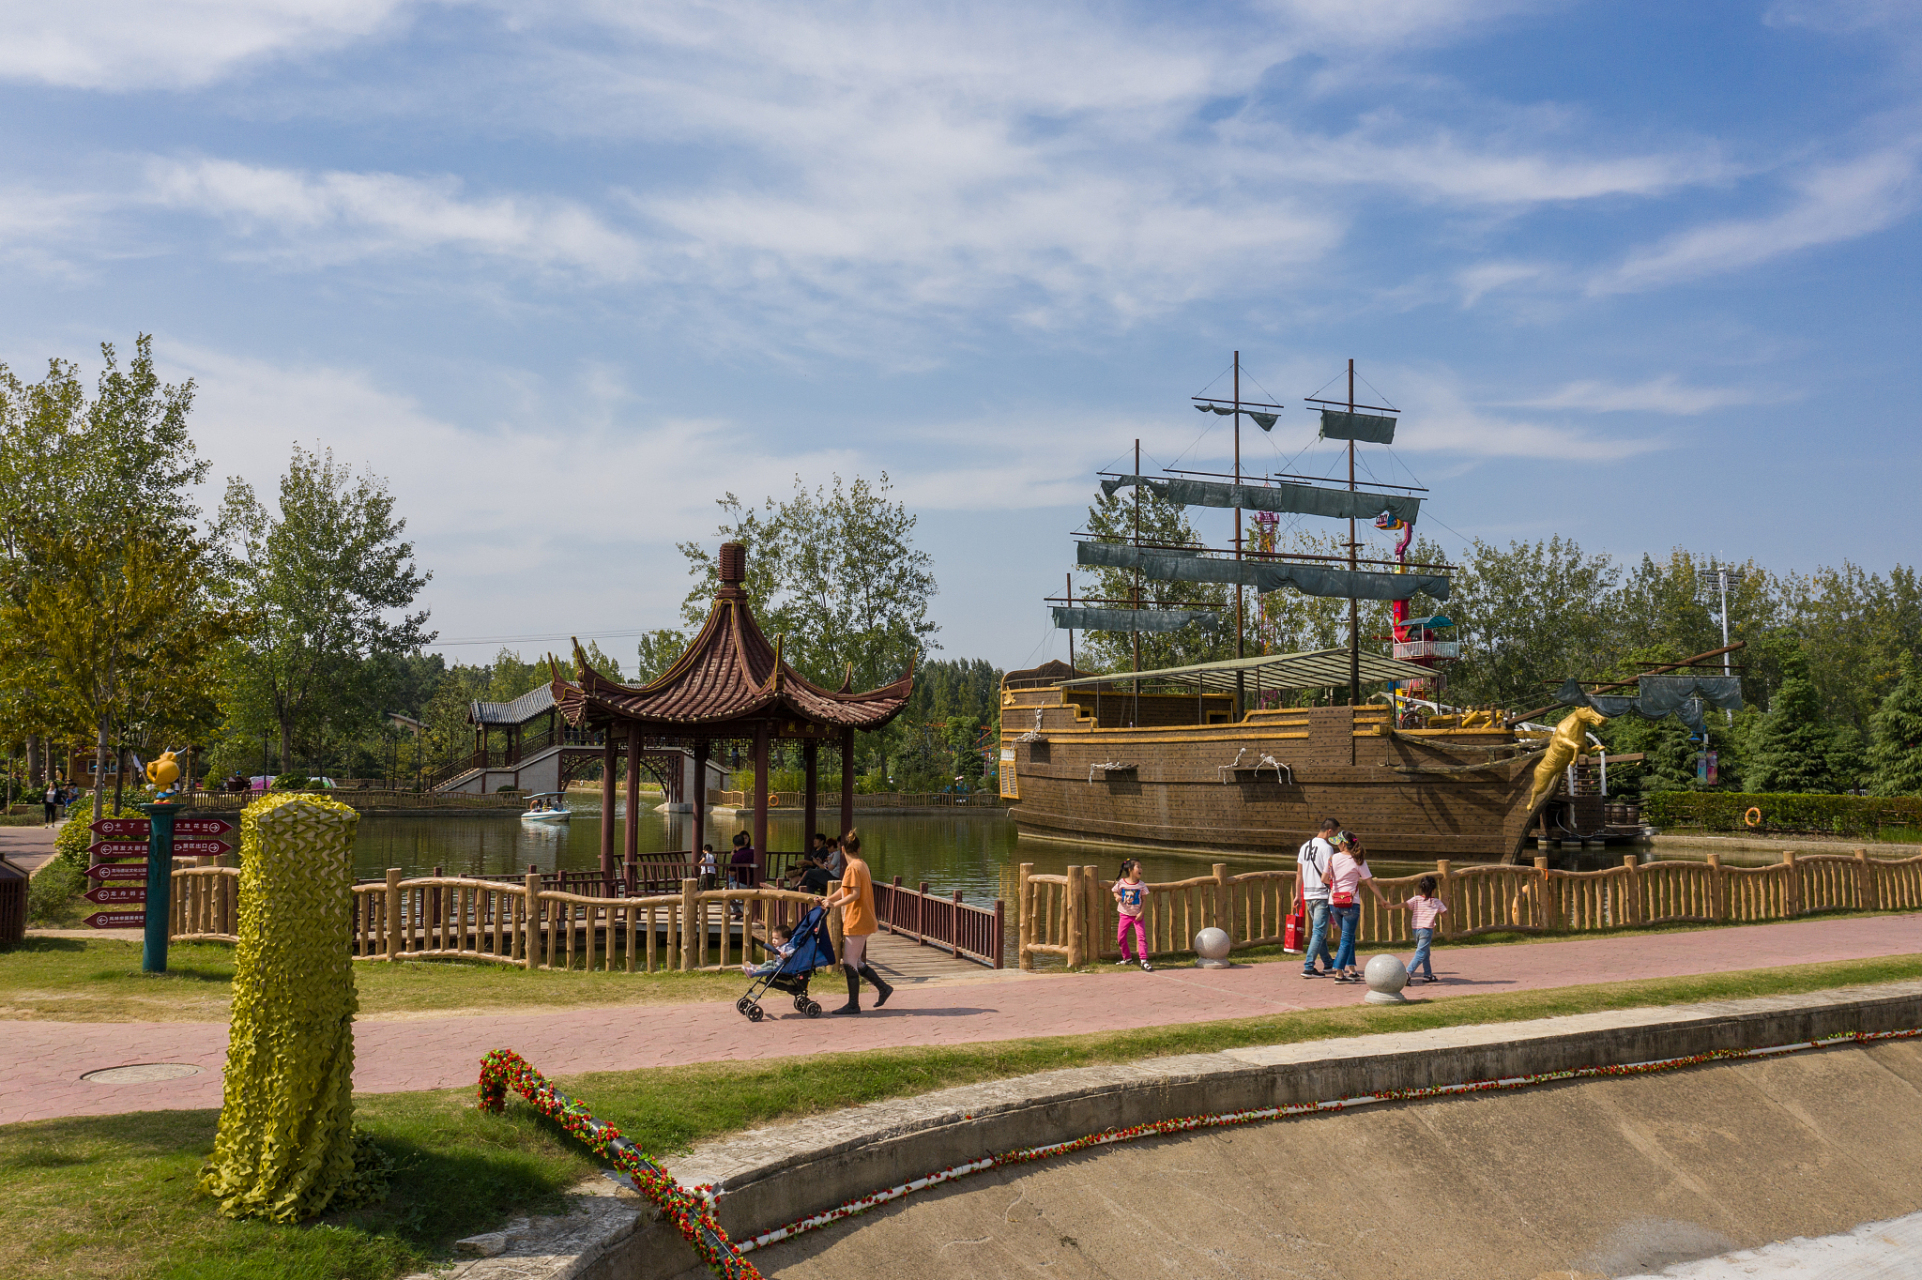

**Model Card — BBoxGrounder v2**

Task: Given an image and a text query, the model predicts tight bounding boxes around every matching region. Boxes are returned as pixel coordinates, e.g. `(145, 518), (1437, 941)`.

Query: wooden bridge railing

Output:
(1017, 849), (1922, 969)
(873, 877), (1005, 968)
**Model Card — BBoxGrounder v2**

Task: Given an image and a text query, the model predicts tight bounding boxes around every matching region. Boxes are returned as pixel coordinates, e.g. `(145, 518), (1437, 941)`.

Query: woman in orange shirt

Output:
(819, 829), (893, 1015)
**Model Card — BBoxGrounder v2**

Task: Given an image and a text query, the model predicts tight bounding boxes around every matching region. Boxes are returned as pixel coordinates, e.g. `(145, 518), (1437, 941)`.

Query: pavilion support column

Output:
(802, 739), (819, 850)
(752, 720), (771, 885)
(599, 731), (617, 879)
(839, 726), (855, 839)
(690, 740), (708, 866)
(623, 723), (641, 885)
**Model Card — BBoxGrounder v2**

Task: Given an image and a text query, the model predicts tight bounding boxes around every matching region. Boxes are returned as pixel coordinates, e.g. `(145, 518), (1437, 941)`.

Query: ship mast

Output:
(1233, 351), (1245, 720)
(1347, 358), (1359, 706)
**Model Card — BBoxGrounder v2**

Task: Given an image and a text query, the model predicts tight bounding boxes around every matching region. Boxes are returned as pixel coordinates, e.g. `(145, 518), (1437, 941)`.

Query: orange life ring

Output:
(1743, 806), (1762, 829)
(768, 793), (781, 810)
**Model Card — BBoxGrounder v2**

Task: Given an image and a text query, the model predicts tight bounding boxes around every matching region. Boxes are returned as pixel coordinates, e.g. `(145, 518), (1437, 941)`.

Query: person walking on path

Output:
(42, 784), (57, 828)
(820, 829), (892, 1015)
(1298, 818), (1341, 978)
(1328, 832), (1386, 983)
(1389, 874), (1448, 983)
(1112, 860), (1153, 971)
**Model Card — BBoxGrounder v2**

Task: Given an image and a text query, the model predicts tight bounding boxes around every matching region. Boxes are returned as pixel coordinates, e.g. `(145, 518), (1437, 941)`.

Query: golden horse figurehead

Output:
(1526, 706), (1609, 812)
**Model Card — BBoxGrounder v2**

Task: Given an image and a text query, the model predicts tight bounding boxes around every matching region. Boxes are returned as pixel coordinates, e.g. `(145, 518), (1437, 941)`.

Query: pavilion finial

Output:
(719, 542), (747, 586)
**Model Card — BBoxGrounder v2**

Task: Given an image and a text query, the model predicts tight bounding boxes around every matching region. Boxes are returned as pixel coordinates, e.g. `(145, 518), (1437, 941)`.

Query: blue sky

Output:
(3, 0), (1917, 673)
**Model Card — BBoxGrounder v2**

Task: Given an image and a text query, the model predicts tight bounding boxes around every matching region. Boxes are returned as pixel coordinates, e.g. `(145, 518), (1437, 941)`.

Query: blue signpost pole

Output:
(138, 802), (182, 974)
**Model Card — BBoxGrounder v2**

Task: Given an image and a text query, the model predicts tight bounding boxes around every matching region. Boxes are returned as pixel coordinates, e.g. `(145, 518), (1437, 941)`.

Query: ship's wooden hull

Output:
(1000, 689), (1542, 863)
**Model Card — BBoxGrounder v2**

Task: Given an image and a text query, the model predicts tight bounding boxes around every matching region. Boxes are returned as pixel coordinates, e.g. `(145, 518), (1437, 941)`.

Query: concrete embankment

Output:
(432, 980), (1922, 1280)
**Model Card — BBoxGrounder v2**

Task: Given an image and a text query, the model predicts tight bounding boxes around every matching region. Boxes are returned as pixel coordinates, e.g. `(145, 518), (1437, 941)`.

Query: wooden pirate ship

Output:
(1000, 356), (1744, 862)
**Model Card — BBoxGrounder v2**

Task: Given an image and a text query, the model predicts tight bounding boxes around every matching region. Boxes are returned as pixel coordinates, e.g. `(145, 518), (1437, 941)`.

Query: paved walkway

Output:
(6, 913), (1919, 1126)
(0, 823), (60, 876)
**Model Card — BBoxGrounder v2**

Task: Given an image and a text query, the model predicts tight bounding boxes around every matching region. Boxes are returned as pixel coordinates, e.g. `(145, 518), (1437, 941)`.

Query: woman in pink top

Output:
(1327, 833), (1386, 983)
(1390, 874), (1448, 982)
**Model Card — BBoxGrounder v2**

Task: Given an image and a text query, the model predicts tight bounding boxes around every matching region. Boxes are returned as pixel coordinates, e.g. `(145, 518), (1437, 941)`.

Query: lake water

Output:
(351, 799), (1657, 902)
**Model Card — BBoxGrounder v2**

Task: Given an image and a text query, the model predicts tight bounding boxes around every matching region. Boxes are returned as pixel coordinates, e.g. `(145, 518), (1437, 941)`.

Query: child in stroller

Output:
(735, 905), (836, 1022)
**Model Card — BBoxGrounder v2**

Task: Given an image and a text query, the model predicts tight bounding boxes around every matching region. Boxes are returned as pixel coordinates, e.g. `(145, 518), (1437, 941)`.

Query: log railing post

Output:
(1018, 863), (1034, 971)
(1436, 860), (1453, 939)
(681, 877), (700, 971)
(522, 872), (541, 968)
(1533, 856), (1556, 930)
(1783, 851), (1800, 917)
(1622, 854), (1642, 926)
(1706, 853), (1724, 922)
(385, 868), (402, 960)
(1854, 847), (1872, 910)
(1213, 863), (1231, 936)
(1066, 865), (1086, 967)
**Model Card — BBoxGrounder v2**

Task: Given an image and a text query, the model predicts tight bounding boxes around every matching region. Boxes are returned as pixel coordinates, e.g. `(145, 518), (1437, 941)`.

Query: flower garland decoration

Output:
(731, 1027), (1922, 1254)
(476, 1049), (762, 1280)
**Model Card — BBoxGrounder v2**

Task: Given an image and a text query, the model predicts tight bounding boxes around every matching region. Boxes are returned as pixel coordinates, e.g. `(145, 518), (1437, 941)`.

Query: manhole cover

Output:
(81, 1063), (203, 1084)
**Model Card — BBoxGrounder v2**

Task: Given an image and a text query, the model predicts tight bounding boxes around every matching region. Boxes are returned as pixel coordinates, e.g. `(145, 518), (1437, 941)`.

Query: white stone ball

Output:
(1193, 926), (1231, 961)
(1364, 952), (1408, 994)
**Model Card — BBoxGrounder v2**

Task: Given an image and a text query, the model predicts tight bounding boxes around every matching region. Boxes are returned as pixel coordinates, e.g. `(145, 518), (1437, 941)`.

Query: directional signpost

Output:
(85, 810), (234, 973)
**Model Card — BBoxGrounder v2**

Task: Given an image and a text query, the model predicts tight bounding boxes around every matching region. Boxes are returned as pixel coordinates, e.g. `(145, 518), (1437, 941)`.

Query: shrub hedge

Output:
(1644, 791), (1922, 837)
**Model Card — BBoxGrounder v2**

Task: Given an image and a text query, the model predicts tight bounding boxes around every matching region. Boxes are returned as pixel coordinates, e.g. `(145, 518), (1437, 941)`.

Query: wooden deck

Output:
(862, 930), (1019, 985)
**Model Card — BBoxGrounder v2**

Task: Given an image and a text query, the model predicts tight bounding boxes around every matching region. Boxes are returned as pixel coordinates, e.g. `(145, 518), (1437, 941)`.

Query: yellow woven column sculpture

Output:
(199, 792), (361, 1221)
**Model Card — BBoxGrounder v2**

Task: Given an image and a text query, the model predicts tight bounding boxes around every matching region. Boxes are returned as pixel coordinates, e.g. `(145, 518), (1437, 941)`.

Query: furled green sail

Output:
(1318, 410), (1397, 444)
(1051, 607), (1224, 632)
(1077, 541), (1449, 602)
(1098, 474), (1420, 525)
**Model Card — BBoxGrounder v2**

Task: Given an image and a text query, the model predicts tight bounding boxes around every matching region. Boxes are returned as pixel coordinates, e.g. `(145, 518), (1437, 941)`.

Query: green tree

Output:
(676, 474), (937, 692)
(634, 629), (687, 684)
(1745, 652), (1836, 793)
(217, 446), (433, 769)
(0, 335), (209, 784)
(1867, 655), (1922, 796)
(1447, 536), (1622, 709)
(2, 527), (239, 819)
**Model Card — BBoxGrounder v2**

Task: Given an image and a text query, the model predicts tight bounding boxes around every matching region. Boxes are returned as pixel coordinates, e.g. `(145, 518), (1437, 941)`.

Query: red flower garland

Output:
(476, 1049), (763, 1280)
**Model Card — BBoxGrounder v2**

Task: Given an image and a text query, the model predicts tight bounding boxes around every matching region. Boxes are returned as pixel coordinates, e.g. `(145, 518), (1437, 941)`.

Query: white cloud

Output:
(1593, 145), (1921, 293)
(0, 0), (412, 91)
(1497, 375), (1773, 416)
(147, 158), (646, 278)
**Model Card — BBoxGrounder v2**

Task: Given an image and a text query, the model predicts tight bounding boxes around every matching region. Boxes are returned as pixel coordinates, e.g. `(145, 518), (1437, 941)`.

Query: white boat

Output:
(519, 792), (571, 823)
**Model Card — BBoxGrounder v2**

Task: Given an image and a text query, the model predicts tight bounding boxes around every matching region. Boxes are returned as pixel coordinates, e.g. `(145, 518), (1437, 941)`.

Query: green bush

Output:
(270, 775), (312, 791)
(1644, 791), (1922, 838)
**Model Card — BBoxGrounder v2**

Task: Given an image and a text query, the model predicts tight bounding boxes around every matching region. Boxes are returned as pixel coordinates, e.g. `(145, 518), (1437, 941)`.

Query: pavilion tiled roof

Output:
(469, 685), (556, 727)
(549, 544), (913, 734)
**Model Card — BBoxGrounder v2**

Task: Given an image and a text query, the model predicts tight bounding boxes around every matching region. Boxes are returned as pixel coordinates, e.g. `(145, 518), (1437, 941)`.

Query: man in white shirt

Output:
(1298, 817), (1341, 978)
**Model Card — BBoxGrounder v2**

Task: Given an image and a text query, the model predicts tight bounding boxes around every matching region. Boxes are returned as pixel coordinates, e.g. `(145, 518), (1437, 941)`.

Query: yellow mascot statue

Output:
(1526, 706), (1609, 813)
(145, 749), (183, 801)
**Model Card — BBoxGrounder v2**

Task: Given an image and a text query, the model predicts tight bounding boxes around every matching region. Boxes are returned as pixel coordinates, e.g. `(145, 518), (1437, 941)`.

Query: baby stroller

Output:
(736, 905), (835, 1022)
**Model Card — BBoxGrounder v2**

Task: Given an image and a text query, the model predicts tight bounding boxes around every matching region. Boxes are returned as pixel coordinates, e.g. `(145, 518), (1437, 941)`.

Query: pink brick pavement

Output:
(8, 913), (1919, 1127)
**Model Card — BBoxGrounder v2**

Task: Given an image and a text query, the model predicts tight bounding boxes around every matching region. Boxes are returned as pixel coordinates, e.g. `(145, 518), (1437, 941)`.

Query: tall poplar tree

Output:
(1867, 655), (1922, 796)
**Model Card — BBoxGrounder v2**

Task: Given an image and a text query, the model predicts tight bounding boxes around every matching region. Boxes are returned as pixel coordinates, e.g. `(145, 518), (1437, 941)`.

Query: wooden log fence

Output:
(1016, 850), (1922, 969)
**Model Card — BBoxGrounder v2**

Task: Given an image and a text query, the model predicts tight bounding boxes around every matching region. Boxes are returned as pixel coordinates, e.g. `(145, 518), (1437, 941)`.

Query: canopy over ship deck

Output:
(1050, 647), (1435, 698)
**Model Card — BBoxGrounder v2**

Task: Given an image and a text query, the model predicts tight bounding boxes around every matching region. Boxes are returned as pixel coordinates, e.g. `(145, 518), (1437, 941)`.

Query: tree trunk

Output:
(279, 718), (294, 777)
(93, 719), (110, 823)
(112, 747), (128, 813)
(25, 735), (41, 788)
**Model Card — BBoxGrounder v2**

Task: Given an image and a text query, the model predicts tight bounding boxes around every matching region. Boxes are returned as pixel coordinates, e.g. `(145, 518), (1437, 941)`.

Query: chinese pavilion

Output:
(549, 542), (915, 881)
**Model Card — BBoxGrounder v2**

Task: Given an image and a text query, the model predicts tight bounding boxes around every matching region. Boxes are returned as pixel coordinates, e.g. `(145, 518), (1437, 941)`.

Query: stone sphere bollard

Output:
(1193, 926), (1232, 968)
(1363, 952), (1409, 1004)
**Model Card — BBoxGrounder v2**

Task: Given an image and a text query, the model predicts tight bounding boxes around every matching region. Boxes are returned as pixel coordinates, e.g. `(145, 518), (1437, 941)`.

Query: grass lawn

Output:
(4, 955), (1920, 1280)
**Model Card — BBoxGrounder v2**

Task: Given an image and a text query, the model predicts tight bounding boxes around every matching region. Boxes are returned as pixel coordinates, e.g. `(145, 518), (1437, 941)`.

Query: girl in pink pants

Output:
(1112, 860), (1153, 972)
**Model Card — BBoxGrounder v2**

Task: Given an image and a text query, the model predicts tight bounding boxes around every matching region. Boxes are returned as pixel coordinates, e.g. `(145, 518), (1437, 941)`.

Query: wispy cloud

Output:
(1496, 375), (1775, 415)
(1592, 145), (1921, 293)
(146, 158), (646, 278)
(0, 0), (413, 91)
